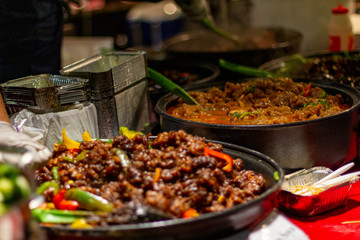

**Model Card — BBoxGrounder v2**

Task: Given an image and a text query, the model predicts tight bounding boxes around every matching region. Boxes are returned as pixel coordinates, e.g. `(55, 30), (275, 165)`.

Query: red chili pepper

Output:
(182, 208), (199, 218)
(52, 189), (79, 210)
(69, 148), (80, 154)
(52, 189), (66, 208)
(57, 199), (79, 210)
(301, 82), (312, 97)
(203, 147), (233, 172)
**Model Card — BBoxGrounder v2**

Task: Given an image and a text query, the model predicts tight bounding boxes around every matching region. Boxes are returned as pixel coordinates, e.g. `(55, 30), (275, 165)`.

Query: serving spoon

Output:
(147, 67), (203, 108)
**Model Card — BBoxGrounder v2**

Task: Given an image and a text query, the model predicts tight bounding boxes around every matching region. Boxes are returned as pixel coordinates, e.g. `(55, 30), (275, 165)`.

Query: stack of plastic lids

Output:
(0, 74), (89, 114)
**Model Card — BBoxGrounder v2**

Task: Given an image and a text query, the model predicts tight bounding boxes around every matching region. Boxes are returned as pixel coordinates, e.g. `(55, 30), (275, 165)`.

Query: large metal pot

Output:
(155, 79), (360, 171)
(161, 27), (303, 68)
(40, 140), (283, 240)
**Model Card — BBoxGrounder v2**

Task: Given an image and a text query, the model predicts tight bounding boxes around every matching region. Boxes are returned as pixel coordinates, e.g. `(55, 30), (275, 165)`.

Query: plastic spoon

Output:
(313, 162), (355, 186)
(147, 67), (203, 108)
(316, 171), (360, 188)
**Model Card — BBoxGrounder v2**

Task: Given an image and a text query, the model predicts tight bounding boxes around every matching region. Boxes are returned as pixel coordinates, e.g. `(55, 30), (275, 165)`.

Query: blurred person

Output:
(0, 0), (64, 83)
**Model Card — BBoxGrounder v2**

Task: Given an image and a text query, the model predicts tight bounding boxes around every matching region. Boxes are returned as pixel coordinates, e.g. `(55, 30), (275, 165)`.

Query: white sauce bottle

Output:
(328, 3), (354, 51)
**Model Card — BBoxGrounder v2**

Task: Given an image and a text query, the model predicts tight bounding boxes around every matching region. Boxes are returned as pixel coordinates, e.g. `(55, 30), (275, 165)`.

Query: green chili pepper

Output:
(31, 208), (108, 224)
(319, 90), (326, 98)
(273, 171), (280, 181)
(318, 99), (330, 109)
(62, 156), (74, 162)
(111, 148), (130, 168)
(51, 167), (60, 183)
(74, 150), (89, 162)
(231, 112), (240, 119)
(304, 102), (317, 108)
(31, 208), (81, 224)
(36, 181), (60, 195)
(65, 188), (114, 212)
(240, 112), (250, 119)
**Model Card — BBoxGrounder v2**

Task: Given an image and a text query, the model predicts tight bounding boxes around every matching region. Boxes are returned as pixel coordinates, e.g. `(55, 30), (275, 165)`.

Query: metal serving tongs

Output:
(147, 67), (204, 109)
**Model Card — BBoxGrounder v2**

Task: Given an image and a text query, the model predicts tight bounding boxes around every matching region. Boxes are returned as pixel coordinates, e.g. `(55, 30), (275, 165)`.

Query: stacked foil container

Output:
(60, 51), (150, 138)
(0, 74), (89, 114)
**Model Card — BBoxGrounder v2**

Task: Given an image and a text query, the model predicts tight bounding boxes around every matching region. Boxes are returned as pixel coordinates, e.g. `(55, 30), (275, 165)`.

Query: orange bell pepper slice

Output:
(182, 208), (199, 218)
(204, 147), (233, 172)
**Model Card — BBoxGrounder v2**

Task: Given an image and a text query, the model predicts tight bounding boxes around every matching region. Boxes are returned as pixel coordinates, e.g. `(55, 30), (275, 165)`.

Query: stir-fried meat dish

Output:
(274, 54), (360, 88)
(167, 78), (350, 125)
(304, 55), (360, 88)
(35, 130), (266, 226)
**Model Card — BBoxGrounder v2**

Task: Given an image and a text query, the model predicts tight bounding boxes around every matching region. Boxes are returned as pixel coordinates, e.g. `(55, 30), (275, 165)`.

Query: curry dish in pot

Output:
(167, 78), (350, 125)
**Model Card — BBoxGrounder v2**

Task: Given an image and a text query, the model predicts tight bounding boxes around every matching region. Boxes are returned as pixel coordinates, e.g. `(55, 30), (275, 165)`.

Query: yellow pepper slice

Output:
(71, 218), (93, 229)
(62, 129), (80, 149)
(119, 127), (143, 139)
(81, 131), (92, 142)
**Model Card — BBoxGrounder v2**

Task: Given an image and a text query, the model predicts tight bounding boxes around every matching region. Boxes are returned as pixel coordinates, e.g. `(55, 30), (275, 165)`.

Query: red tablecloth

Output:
(286, 180), (360, 240)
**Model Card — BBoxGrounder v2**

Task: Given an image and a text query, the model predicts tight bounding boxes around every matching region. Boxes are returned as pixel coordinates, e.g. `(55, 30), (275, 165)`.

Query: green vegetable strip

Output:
(219, 59), (274, 78)
(31, 208), (80, 224)
(273, 171), (280, 181)
(147, 67), (202, 107)
(319, 90), (327, 98)
(240, 112), (250, 119)
(231, 112), (240, 119)
(74, 150), (89, 162)
(62, 156), (73, 162)
(202, 17), (243, 45)
(318, 99), (330, 109)
(36, 181), (59, 195)
(51, 167), (60, 183)
(65, 188), (114, 212)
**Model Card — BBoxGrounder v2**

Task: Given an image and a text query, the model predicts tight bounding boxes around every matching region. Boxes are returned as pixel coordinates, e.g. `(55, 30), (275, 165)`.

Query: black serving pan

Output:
(258, 50), (360, 88)
(155, 78), (360, 171)
(161, 27), (302, 68)
(40, 140), (283, 240)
